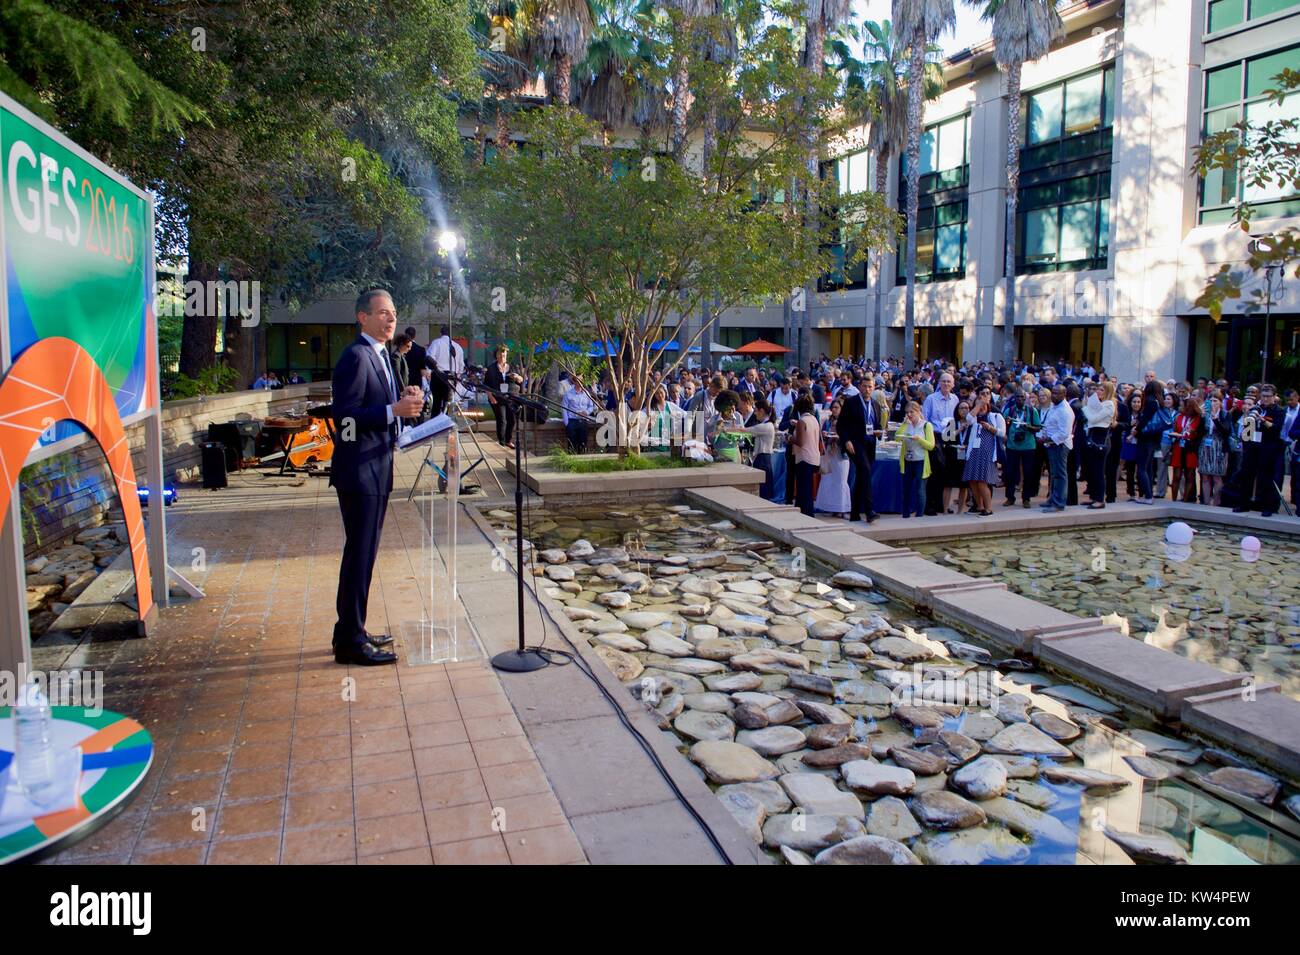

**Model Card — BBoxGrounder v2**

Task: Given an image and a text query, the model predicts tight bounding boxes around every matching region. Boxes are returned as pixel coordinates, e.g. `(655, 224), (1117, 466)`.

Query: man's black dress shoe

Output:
(365, 633), (395, 647)
(334, 642), (397, 665)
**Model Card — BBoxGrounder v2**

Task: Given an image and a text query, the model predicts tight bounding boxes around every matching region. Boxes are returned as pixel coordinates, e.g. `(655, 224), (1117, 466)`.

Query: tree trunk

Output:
(671, 55), (690, 160)
(872, 147), (890, 362)
(554, 54), (572, 105)
(1002, 59), (1023, 368)
(496, 104), (510, 150)
(800, 18), (827, 372)
(179, 258), (219, 378)
(903, 39), (924, 370)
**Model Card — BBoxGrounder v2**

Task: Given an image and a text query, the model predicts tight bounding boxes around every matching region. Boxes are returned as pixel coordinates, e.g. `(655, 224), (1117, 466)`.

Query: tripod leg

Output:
(450, 398), (505, 496)
(407, 446), (435, 503)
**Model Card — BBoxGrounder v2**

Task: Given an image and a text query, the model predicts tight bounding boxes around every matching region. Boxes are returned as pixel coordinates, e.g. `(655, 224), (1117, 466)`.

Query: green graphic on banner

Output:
(2, 103), (152, 437)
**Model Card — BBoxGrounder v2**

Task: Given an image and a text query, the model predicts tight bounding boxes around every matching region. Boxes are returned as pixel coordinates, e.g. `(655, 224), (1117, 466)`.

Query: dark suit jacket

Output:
(330, 335), (396, 496)
(835, 389), (876, 450)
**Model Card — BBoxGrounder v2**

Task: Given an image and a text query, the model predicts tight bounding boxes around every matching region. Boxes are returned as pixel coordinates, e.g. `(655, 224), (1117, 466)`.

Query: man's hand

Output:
(393, 388), (423, 418)
(844, 440), (854, 456)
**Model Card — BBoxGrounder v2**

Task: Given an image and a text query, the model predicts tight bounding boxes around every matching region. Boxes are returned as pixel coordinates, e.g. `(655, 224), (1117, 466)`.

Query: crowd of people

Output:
(547, 353), (1300, 522)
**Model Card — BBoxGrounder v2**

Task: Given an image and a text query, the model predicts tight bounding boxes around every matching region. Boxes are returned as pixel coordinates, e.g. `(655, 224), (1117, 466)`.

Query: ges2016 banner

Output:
(3, 102), (154, 448)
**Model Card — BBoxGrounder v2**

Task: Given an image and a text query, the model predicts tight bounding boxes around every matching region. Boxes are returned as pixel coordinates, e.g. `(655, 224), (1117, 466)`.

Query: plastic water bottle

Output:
(14, 676), (56, 802)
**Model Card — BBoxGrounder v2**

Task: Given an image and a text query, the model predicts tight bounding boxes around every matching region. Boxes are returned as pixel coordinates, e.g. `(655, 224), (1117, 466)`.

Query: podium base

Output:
(402, 621), (481, 666)
(490, 648), (549, 673)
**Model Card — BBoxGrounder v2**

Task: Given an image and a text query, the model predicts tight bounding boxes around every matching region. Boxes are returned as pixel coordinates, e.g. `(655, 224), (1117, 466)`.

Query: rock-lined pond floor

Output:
(486, 502), (1300, 865)
(912, 522), (1300, 702)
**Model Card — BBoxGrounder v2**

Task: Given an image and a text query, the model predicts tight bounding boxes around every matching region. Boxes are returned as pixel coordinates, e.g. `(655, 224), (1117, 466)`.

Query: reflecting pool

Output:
(486, 502), (1299, 865)
(912, 522), (1300, 701)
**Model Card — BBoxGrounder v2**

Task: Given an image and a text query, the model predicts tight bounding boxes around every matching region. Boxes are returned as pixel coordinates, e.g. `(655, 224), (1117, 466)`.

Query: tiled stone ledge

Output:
(508, 457), (763, 500)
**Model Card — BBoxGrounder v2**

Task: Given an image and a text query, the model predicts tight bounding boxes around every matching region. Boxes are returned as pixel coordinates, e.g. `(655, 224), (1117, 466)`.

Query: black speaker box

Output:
(201, 442), (229, 489)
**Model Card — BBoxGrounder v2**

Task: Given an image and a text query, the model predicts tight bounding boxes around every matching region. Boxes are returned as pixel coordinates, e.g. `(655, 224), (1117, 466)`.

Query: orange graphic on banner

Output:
(0, 337), (153, 620)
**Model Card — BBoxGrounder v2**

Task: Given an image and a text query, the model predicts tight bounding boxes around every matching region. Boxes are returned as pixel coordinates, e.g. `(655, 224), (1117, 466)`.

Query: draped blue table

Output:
(870, 456), (907, 514)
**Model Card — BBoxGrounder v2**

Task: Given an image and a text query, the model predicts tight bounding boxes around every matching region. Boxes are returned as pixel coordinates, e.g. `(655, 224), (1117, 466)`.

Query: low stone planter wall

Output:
(19, 384), (319, 557)
(506, 454), (764, 505)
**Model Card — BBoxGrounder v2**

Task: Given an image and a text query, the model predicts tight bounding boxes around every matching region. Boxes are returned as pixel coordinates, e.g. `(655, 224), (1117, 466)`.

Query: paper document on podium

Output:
(396, 413), (455, 451)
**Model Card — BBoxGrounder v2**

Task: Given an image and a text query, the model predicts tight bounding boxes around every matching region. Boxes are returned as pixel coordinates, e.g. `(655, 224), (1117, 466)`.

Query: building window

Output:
(1015, 66), (1114, 275)
(835, 149), (874, 195)
(1207, 0), (1300, 34)
(897, 113), (971, 285)
(1199, 44), (1300, 223)
(1017, 174), (1110, 274)
(819, 152), (875, 290)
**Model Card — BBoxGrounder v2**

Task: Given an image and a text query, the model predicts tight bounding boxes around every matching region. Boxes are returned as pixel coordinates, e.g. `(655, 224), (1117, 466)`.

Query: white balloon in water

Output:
(1165, 522), (1194, 546)
(1241, 536), (1262, 563)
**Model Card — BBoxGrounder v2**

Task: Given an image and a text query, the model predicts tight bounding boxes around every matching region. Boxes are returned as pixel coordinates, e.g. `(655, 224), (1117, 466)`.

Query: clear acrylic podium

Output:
(400, 426), (480, 665)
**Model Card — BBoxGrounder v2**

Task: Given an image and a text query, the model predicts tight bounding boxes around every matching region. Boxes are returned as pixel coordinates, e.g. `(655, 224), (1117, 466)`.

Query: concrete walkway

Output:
(32, 432), (749, 864)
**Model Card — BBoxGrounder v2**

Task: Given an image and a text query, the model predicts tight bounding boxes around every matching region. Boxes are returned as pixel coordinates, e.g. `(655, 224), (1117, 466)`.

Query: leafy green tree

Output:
(462, 19), (897, 453)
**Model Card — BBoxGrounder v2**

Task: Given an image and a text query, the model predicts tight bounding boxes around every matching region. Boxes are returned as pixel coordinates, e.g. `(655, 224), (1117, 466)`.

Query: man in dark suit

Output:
(331, 290), (424, 665)
(835, 373), (880, 523)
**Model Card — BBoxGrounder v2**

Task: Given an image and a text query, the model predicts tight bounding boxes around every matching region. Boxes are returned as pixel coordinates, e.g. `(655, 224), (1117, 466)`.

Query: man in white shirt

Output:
(561, 376), (597, 452)
(425, 324), (465, 417)
(921, 373), (959, 515)
(1040, 385), (1075, 511)
(771, 378), (794, 422)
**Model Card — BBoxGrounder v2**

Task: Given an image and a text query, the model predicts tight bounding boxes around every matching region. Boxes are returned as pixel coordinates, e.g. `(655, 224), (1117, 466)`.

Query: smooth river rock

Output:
(815, 835), (920, 865)
(689, 741), (779, 784)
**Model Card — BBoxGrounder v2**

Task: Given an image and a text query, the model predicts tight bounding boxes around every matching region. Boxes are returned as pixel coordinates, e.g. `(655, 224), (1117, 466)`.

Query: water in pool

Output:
(912, 522), (1299, 701)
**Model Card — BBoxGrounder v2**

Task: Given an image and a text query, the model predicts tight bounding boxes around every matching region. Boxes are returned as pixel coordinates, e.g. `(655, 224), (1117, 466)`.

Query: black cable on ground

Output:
(510, 410), (734, 865)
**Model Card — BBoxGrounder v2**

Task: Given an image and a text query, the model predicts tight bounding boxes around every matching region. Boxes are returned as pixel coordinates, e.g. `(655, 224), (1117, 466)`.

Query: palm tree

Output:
(857, 19), (943, 361)
(529, 0), (596, 105)
(893, 0), (955, 369)
(666, 0), (712, 160)
(796, 0), (854, 369)
(471, 1), (533, 150)
(978, 0), (1064, 366)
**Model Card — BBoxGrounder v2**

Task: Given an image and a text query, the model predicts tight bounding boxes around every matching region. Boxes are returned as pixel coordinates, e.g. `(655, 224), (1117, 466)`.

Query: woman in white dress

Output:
(815, 398), (852, 517)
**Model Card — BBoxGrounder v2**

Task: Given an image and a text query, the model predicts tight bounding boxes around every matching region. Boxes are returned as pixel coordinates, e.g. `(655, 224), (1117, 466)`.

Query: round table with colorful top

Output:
(0, 707), (153, 864)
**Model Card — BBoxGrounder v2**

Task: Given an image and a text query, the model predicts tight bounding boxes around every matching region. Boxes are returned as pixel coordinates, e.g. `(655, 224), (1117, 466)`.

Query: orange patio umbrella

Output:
(731, 339), (791, 356)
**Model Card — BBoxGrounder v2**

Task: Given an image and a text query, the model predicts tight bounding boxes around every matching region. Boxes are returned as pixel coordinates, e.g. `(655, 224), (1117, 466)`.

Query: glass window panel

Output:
(1202, 105), (1241, 206)
(1064, 72), (1104, 136)
(1059, 202), (1097, 261)
(1243, 94), (1300, 201)
(1246, 46), (1300, 98)
(919, 127), (937, 174)
(1025, 208), (1059, 263)
(1206, 63), (1243, 109)
(1209, 0), (1245, 32)
(847, 151), (870, 193)
(1097, 198), (1110, 254)
(935, 201), (963, 226)
(1251, 0), (1299, 20)
(937, 117), (966, 170)
(1103, 67), (1116, 127)
(917, 229), (936, 274)
(1024, 183), (1059, 209)
(266, 327), (287, 372)
(1028, 87), (1063, 144)
(1061, 175), (1096, 203)
(934, 224), (963, 271)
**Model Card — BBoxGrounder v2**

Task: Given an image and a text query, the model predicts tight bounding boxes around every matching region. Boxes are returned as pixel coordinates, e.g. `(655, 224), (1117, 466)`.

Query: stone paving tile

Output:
(32, 450), (584, 865)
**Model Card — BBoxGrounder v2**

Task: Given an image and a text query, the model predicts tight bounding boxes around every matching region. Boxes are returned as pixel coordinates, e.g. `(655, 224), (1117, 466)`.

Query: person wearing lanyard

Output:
(921, 373), (958, 516)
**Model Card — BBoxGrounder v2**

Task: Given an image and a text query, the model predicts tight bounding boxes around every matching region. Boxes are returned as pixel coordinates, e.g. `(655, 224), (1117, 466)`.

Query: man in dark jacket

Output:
(330, 291), (424, 665)
(834, 375), (880, 523)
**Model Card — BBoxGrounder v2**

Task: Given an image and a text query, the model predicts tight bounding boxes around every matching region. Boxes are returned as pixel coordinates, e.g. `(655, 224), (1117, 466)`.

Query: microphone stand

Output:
(488, 386), (604, 675)
(490, 389), (550, 673)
